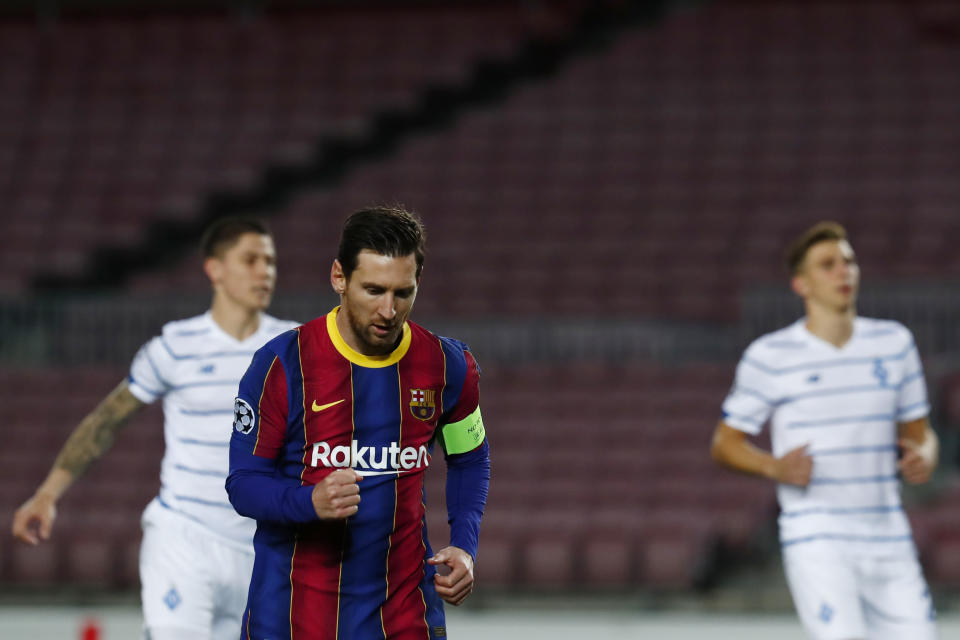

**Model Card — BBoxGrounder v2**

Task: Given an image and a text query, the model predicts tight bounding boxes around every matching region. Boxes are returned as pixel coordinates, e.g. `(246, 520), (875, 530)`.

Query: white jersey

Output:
(128, 311), (299, 549)
(722, 317), (929, 555)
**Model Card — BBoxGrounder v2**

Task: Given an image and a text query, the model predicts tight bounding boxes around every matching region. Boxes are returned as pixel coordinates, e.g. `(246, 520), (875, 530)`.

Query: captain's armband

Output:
(442, 406), (485, 454)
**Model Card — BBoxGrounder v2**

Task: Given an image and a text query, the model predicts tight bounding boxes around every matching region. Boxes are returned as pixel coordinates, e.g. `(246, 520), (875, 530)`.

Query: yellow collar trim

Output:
(326, 306), (411, 368)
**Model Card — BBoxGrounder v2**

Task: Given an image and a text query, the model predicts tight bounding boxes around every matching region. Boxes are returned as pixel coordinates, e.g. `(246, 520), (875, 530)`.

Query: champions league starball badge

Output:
(233, 398), (256, 434)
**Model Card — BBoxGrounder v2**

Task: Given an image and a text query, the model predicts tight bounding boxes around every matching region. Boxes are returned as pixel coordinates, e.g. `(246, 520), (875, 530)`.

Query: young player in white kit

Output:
(11, 218), (299, 640)
(711, 221), (939, 640)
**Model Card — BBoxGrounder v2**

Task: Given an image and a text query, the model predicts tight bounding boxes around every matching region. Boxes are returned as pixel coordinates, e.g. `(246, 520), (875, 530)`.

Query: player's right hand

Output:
(311, 469), (362, 520)
(12, 492), (57, 545)
(774, 444), (813, 487)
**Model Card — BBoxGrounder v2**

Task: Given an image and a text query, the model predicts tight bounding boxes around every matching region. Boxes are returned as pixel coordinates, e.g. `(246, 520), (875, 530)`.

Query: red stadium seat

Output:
(8, 543), (60, 585)
(518, 532), (578, 589)
(582, 534), (637, 588)
(941, 373), (960, 429)
(64, 537), (117, 586)
(476, 531), (519, 589)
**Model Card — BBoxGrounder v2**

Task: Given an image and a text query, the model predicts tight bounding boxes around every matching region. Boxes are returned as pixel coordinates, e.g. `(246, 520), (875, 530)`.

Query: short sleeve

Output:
(440, 350), (484, 455)
(897, 337), (929, 422)
(232, 347), (289, 459)
(127, 337), (171, 404)
(445, 350), (479, 423)
(721, 349), (776, 436)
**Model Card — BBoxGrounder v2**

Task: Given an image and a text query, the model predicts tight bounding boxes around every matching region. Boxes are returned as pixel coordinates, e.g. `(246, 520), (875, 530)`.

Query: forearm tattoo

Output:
(53, 382), (142, 478)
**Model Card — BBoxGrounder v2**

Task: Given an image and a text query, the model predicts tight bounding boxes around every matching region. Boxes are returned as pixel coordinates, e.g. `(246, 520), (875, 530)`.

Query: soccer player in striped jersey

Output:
(12, 218), (299, 640)
(711, 221), (939, 640)
(227, 206), (490, 640)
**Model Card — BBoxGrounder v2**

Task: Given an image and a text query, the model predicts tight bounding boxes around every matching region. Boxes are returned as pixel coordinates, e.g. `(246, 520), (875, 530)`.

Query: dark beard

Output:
(346, 311), (400, 356)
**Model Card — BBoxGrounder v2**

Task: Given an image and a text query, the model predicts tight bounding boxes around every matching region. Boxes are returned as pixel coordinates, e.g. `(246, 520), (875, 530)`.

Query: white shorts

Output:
(783, 541), (937, 640)
(140, 499), (254, 640)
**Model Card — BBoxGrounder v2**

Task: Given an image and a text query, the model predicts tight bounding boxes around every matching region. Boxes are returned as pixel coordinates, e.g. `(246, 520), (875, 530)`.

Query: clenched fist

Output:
(311, 469), (363, 519)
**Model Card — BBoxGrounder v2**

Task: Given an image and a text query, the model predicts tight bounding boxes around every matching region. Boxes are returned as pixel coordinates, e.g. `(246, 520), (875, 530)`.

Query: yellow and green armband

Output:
(441, 406), (485, 454)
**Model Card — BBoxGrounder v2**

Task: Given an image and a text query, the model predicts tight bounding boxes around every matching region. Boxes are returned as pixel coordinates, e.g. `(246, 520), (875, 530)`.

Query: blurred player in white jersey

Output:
(12, 217), (299, 640)
(711, 221), (939, 640)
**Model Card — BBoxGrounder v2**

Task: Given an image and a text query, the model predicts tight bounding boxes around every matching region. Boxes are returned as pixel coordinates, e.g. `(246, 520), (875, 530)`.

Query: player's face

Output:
(208, 233), (277, 312)
(332, 250), (419, 356)
(793, 239), (859, 312)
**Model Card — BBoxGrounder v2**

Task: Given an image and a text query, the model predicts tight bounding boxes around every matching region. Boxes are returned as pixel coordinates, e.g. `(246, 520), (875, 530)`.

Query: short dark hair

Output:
(200, 217), (271, 258)
(785, 221), (848, 274)
(337, 206), (426, 279)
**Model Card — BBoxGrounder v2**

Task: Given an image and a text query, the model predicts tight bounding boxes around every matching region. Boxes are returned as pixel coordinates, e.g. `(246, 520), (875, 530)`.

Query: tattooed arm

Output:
(12, 379), (144, 545)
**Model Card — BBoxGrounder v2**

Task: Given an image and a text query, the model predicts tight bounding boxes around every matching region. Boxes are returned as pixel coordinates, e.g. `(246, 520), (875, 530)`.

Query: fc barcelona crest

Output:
(409, 388), (437, 421)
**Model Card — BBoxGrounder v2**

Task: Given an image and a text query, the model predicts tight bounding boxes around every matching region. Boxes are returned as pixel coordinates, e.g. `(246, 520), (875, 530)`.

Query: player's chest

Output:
(167, 355), (252, 412)
(773, 352), (907, 409)
(301, 365), (446, 442)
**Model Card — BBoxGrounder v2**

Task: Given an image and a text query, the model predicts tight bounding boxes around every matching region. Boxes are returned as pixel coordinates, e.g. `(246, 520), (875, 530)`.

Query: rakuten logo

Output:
(310, 440), (429, 476)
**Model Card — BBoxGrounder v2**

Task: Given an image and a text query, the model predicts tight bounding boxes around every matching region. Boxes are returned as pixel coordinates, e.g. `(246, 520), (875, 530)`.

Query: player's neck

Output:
(334, 309), (366, 354)
(210, 298), (262, 342)
(804, 302), (855, 349)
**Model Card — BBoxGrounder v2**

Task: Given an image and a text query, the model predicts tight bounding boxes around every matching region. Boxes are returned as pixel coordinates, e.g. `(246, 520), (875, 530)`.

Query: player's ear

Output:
(790, 273), (808, 298)
(204, 256), (223, 285)
(331, 259), (346, 295)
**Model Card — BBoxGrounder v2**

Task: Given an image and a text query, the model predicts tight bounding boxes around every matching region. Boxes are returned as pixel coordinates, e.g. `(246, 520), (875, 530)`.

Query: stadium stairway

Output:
(109, 0), (960, 323)
(13, 0), (628, 294)
(6, 1), (958, 322)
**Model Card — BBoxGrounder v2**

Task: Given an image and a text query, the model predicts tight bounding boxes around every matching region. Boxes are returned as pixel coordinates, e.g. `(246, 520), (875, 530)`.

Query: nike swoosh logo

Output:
(312, 399), (346, 412)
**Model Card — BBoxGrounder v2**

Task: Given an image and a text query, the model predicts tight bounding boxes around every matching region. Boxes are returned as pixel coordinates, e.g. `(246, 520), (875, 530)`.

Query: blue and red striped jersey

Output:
(227, 307), (488, 640)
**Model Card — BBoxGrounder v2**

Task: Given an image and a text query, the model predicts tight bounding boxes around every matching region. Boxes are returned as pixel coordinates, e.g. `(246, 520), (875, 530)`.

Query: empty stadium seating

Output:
(1, 360), (775, 590)
(419, 361), (777, 590)
(2, 0), (960, 596)
(1, 2), (955, 319)
(0, 3), (585, 294)
(908, 481), (960, 587)
(117, 2), (960, 323)
(0, 366), (159, 588)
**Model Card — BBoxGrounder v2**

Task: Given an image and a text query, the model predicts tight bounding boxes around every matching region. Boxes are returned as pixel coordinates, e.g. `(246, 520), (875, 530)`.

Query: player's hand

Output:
(899, 438), (935, 485)
(773, 444), (813, 487)
(311, 469), (362, 519)
(12, 492), (57, 545)
(428, 546), (474, 606)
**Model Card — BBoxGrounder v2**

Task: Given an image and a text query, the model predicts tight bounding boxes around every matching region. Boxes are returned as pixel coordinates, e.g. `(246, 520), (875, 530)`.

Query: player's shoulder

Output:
(855, 316), (914, 346)
(258, 323), (301, 357)
(260, 313), (301, 337)
(743, 321), (807, 361)
(158, 312), (212, 340)
(408, 319), (471, 355)
(408, 321), (479, 389)
(146, 312), (214, 360)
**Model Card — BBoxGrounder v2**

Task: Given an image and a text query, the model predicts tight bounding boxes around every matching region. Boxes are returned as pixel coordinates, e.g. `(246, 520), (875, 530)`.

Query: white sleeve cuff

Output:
(127, 376), (161, 404)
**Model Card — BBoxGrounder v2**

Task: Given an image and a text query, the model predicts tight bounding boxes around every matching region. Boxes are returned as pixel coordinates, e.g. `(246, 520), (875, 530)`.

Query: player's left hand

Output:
(899, 438), (936, 484)
(428, 546), (474, 606)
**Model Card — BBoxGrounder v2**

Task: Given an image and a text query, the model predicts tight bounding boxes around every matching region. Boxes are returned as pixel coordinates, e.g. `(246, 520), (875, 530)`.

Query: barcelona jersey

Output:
(228, 307), (486, 640)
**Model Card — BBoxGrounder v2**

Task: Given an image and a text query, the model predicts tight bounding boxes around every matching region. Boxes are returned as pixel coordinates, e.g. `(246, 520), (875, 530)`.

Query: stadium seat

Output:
(64, 537), (117, 587)
(518, 532), (579, 589)
(2, 4), (588, 294)
(928, 534), (960, 587)
(475, 531), (518, 588)
(941, 373), (960, 429)
(8, 542), (60, 585)
(582, 534), (637, 588)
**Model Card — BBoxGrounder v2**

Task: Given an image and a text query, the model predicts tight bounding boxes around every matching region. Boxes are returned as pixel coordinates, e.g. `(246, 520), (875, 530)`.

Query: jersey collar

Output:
(326, 306), (411, 368)
(203, 310), (269, 347)
(795, 316), (861, 353)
